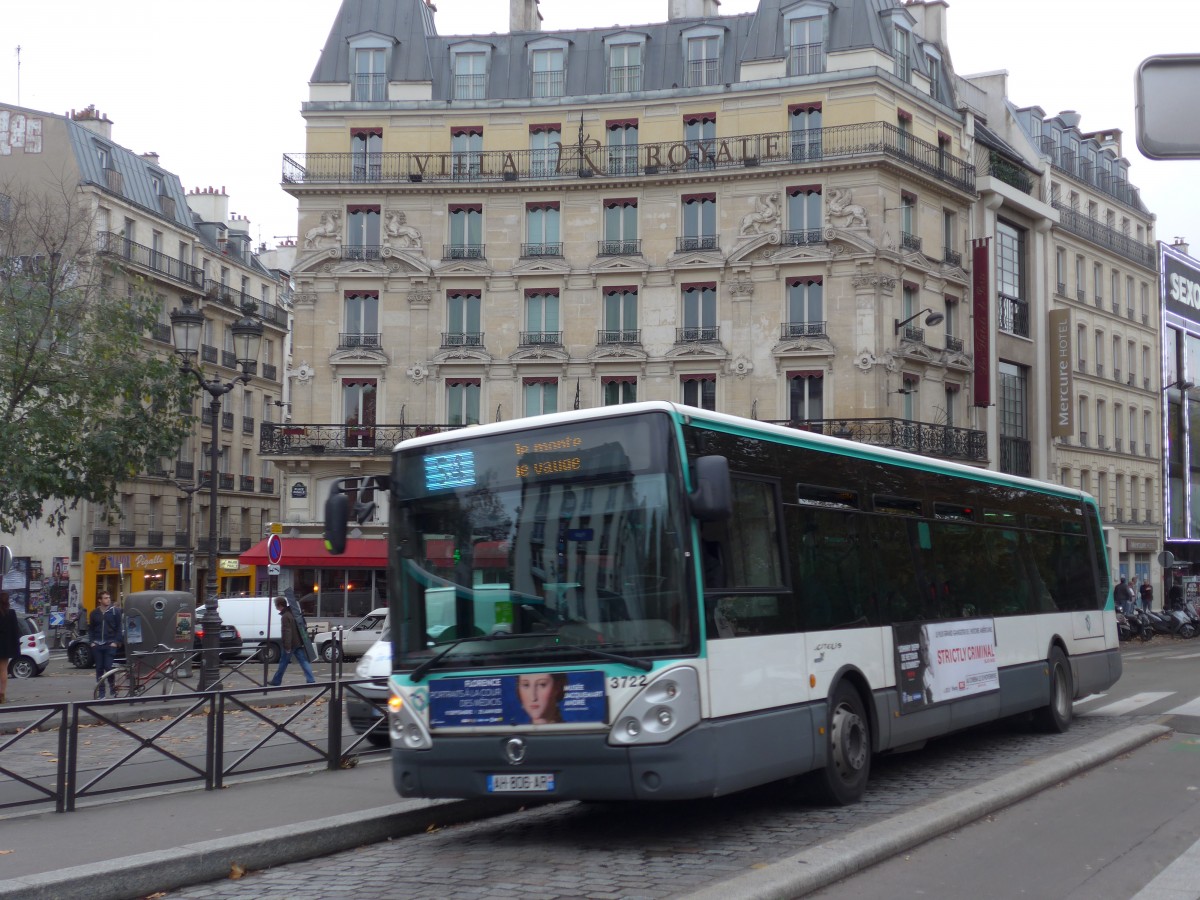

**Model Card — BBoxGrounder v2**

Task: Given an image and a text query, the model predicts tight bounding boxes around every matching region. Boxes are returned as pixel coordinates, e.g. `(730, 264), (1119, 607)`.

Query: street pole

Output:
(171, 295), (262, 692)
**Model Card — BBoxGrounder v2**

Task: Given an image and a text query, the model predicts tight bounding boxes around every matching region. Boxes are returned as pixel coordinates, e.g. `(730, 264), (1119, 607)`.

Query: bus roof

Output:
(394, 401), (1095, 508)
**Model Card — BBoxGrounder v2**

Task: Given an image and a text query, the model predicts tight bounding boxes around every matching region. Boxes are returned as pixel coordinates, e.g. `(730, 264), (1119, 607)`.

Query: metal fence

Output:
(0, 643), (388, 815)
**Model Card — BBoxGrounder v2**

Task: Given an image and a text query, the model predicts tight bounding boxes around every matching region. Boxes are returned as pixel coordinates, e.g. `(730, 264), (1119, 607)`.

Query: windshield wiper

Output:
(540, 642), (653, 671)
(410, 631), (531, 682)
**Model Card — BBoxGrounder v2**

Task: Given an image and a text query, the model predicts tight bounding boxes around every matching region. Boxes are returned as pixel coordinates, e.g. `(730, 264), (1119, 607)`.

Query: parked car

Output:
(346, 632), (391, 747)
(193, 622), (244, 659)
(9, 616), (50, 679)
(312, 608), (388, 662)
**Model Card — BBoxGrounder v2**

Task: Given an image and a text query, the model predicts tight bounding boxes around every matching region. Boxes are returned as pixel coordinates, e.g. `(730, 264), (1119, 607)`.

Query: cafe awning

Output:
(239, 537), (387, 568)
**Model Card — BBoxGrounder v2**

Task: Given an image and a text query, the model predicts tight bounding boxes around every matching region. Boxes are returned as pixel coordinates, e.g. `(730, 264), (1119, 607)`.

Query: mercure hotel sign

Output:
(1048, 309), (1074, 438)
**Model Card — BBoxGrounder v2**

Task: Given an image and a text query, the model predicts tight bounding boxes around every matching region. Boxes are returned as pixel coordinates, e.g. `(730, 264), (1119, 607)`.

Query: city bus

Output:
(324, 401), (1121, 804)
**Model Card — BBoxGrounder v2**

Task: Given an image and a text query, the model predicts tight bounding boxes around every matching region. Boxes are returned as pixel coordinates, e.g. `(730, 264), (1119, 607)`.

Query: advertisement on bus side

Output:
(894, 618), (999, 712)
(428, 670), (608, 727)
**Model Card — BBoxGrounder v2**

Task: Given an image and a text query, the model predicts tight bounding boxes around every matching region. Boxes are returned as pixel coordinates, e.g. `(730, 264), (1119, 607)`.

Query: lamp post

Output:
(170, 295), (263, 690)
(171, 481), (201, 603)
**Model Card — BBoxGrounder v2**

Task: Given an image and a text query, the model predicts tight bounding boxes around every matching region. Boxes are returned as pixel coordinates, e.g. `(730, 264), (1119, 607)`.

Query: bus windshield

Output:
(389, 411), (696, 669)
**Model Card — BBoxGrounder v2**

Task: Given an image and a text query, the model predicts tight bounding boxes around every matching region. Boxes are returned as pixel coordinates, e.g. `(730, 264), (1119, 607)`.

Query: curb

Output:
(0, 796), (525, 900)
(684, 723), (1171, 900)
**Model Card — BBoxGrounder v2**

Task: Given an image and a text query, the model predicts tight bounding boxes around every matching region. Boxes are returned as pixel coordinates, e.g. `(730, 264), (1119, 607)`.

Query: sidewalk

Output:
(0, 754), (522, 900)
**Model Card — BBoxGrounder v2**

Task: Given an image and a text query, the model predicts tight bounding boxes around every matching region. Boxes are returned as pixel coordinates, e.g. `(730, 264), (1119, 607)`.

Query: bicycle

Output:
(93, 644), (191, 699)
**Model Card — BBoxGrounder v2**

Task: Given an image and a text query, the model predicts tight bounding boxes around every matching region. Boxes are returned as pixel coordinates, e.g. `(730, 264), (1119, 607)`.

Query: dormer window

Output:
(925, 48), (944, 103)
(789, 17), (825, 76)
(450, 43), (491, 100)
(354, 48), (386, 101)
(608, 41), (643, 92)
(685, 32), (721, 87)
(892, 27), (911, 82)
(531, 47), (565, 98)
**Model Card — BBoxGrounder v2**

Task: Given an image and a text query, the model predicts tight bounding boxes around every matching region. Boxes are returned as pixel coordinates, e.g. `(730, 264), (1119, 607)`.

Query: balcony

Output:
(788, 42), (825, 76)
(676, 326), (720, 343)
(607, 65), (642, 93)
(240, 475), (255, 492)
(151, 322), (172, 343)
(977, 149), (1036, 195)
(263, 363), (278, 381)
(239, 538), (254, 552)
(676, 235), (719, 253)
(999, 436), (1032, 477)
(260, 421), (466, 456)
(243, 416), (255, 435)
(900, 324), (927, 343)
(201, 345), (218, 364)
(282, 121), (975, 194)
(260, 477), (275, 494)
(218, 538), (232, 553)
(1053, 203), (1155, 269)
(219, 473), (235, 490)
(342, 245), (383, 262)
(780, 321), (827, 339)
(997, 293), (1030, 337)
(900, 232), (922, 253)
(597, 329), (641, 345)
(686, 57), (719, 87)
(199, 470), (212, 487)
(945, 335), (964, 352)
(173, 532), (189, 548)
(441, 331), (484, 348)
(453, 72), (486, 100)
(354, 72), (386, 102)
(147, 531), (164, 548)
(531, 69), (565, 98)
(943, 247), (962, 267)
(119, 530), (136, 548)
(175, 460), (194, 480)
(520, 243), (563, 258)
(339, 332), (383, 351)
(783, 229), (824, 247)
(764, 418), (987, 463)
(519, 331), (562, 347)
(93, 530), (110, 549)
(96, 232), (204, 289)
(222, 412), (234, 431)
(597, 239), (642, 256)
(442, 244), (485, 260)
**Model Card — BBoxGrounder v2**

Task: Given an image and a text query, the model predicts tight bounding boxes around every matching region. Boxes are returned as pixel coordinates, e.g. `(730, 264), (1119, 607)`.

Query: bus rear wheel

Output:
(1032, 647), (1073, 733)
(808, 681), (871, 805)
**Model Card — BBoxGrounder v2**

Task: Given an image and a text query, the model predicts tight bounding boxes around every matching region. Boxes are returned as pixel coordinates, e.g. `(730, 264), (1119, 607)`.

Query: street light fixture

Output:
(894, 307), (945, 335)
(170, 295), (263, 690)
(171, 480), (201, 602)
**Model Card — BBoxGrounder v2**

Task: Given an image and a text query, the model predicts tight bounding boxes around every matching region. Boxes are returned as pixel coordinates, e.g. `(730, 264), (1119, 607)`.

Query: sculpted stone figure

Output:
(738, 192), (781, 236)
(827, 189), (868, 228)
(385, 211), (422, 248)
(303, 211), (341, 249)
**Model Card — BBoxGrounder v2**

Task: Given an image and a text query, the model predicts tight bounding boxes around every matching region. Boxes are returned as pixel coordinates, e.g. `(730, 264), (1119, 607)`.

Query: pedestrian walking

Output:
(89, 591), (124, 698)
(0, 591), (20, 704)
(269, 596), (315, 685)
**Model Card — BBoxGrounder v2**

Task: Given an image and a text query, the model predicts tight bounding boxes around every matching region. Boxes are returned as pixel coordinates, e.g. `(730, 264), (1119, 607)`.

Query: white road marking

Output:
(1165, 696), (1200, 717)
(1080, 691), (1175, 716)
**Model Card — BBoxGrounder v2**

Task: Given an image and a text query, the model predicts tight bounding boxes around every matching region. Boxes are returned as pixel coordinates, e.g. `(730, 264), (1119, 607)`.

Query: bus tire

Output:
(808, 681), (871, 806)
(1032, 647), (1073, 733)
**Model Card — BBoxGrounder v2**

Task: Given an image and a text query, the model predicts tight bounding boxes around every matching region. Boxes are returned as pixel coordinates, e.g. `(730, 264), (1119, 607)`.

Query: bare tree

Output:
(0, 178), (193, 532)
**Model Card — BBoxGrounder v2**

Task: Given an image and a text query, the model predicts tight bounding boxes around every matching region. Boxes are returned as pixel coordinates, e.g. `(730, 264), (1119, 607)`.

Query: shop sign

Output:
(1126, 538), (1159, 552)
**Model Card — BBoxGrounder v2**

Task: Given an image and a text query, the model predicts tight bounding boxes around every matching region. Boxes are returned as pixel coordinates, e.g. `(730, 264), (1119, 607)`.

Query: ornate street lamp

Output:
(170, 295), (262, 690)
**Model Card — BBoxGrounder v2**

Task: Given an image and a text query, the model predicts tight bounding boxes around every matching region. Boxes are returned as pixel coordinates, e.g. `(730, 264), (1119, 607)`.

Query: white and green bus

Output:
(325, 401), (1121, 804)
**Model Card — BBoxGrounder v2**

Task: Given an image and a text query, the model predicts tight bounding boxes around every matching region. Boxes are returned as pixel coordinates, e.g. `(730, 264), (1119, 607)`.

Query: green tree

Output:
(0, 180), (194, 533)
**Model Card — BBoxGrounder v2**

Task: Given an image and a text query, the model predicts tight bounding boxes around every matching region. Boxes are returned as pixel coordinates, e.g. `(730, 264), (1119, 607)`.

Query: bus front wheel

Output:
(1032, 647), (1073, 733)
(808, 681), (871, 805)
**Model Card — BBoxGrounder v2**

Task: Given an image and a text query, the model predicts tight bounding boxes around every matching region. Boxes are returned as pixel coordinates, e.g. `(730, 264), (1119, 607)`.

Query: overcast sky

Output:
(4, 0), (1198, 253)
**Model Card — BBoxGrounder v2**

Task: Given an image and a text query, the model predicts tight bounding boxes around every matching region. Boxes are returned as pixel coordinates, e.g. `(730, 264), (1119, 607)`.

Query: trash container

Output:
(122, 591), (195, 683)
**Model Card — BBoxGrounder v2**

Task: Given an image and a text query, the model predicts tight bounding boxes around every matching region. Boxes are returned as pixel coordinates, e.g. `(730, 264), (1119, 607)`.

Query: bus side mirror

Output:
(690, 455), (732, 522)
(324, 491), (349, 554)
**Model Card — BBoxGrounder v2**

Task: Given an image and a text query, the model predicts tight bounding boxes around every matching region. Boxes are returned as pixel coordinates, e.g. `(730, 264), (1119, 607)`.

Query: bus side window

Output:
(865, 515), (922, 622)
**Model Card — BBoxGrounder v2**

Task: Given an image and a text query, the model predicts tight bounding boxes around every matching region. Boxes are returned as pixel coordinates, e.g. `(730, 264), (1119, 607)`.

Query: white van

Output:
(195, 596), (282, 662)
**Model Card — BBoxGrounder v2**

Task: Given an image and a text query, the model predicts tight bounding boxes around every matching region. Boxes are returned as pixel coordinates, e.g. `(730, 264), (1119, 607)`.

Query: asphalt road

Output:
(159, 639), (1199, 900)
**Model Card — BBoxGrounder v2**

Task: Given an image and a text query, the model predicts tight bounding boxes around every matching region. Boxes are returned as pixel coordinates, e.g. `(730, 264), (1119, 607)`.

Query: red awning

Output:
(239, 537), (387, 568)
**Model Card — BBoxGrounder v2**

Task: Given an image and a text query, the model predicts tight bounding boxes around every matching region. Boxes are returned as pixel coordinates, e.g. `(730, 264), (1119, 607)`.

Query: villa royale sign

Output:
(1048, 309), (1073, 438)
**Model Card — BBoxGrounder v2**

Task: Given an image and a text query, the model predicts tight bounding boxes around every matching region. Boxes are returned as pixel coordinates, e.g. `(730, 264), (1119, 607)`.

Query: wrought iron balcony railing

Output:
(943, 247), (962, 267)
(900, 232), (922, 252)
(119, 530), (136, 547)
(597, 239), (642, 256)
(763, 418), (987, 463)
(607, 65), (642, 93)
(788, 42), (825, 76)
(441, 331), (484, 348)
(147, 531), (164, 548)
(96, 232), (205, 289)
(239, 475), (255, 492)
(519, 331), (562, 346)
(1052, 203), (1155, 269)
(175, 460), (194, 480)
(677, 235), (719, 253)
(218, 473), (235, 490)
(93, 530), (110, 549)
(676, 326), (720, 343)
(260, 477), (275, 494)
(783, 228), (824, 246)
(999, 435), (1032, 477)
(780, 321), (827, 339)
(339, 332), (382, 350)
(597, 329), (641, 344)
(442, 244), (485, 260)
(260, 422), (466, 456)
(174, 531), (189, 548)
(520, 242), (563, 258)
(453, 73), (487, 100)
(998, 293), (1030, 337)
(282, 121), (975, 193)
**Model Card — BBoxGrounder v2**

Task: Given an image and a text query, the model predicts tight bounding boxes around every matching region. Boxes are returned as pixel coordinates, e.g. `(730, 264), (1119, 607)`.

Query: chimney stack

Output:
(70, 105), (113, 140)
(510, 0), (541, 32)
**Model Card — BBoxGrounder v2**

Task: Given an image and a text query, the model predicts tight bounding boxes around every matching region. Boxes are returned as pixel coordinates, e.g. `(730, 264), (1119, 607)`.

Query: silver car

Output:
(312, 608), (387, 662)
(345, 632), (390, 747)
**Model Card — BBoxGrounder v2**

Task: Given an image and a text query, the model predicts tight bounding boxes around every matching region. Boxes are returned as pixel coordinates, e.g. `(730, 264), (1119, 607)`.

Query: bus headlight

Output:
(388, 682), (432, 750)
(607, 667), (700, 747)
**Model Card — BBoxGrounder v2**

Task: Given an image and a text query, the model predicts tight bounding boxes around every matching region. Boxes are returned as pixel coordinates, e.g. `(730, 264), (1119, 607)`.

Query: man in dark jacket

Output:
(268, 596), (315, 685)
(1113, 576), (1135, 615)
(89, 592), (123, 697)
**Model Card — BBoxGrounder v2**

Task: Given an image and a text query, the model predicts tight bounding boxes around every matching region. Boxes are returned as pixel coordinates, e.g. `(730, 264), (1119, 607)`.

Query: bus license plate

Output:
(487, 773), (555, 793)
